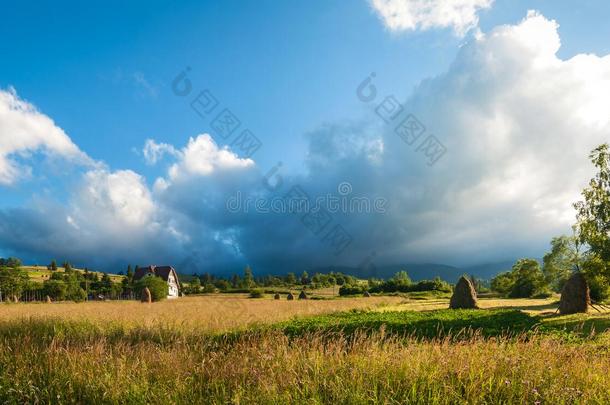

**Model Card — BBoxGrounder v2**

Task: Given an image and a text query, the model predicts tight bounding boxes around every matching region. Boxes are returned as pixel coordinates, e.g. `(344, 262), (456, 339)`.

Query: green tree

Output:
(214, 279), (230, 291)
(285, 272), (297, 285)
(43, 279), (67, 300)
(134, 276), (168, 302)
(5, 257), (22, 268)
(574, 144), (610, 276)
(189, 277), (202, 293)
(508, 259), (545, 298)
(392, 271), (412, 284)
(62, 261), (71, 272)
(98, 273), (114, 296)
(0, 267), (29, 299)
(50, 259), (58, 271)
(203, 283), (216, 293)
(580, 256), (610, 301)
(490, 271), (515, 295)
(243, 265), (254, 288)
(300, 271), (309, 285)
(542, 234), (581, 291)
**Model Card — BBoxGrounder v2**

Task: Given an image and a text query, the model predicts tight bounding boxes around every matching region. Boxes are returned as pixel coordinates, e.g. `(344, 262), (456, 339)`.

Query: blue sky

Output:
(1, 1), (610, 274)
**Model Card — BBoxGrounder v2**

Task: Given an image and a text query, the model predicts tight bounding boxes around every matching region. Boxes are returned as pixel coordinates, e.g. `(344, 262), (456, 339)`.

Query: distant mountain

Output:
(460, 261), (516, 280)
(312, 260), (518, 283)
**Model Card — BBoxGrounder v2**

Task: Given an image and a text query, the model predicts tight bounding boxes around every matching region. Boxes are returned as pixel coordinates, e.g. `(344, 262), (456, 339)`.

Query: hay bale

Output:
(363, 291), (371, 297)
(449, 276), (478, 309)
(141, 287), (152, 303)
(559, 272), (590, 314)
(274, 293), (281, 300)
(298, 290), (308, 300)
(286, 292), (294, 300)
(46, 295), (52, 304)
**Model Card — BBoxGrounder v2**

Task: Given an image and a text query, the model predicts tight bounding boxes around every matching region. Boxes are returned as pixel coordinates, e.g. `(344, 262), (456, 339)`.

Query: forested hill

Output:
(312, 261), (517, 283)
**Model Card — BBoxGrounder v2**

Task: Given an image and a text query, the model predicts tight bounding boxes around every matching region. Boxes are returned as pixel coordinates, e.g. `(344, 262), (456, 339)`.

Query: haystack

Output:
(46, 295), (52, 304)
(141, 287), (152, 303)
(274, 293), (281, 300)
(286, 292), (294, 300)
(559, 272), (590, 314)
(298, 290), (308, 300)
(363, 291), (371, 297)
(449, 276), (478, 309)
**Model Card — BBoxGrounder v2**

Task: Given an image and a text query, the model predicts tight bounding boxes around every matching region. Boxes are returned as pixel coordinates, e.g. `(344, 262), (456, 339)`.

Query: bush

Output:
(368, 273), (451, 294)
(134, 276), (168, 302)
(203, 283), (216, 293)
(249, 289), (264, 298)
(339, 285), (365, 296)
(412, 278), (452, 292)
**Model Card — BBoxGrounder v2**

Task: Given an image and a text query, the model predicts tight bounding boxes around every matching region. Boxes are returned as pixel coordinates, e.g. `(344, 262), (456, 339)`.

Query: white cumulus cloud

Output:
(0, 88), (92, 184)
(370, 0), (494, 36)
(164, 134), (254, 181)
(142, 139), (179, 165)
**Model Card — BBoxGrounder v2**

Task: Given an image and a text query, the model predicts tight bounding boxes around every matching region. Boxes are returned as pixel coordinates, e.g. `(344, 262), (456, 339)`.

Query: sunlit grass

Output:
(0, 294), (403, 332)
(1, 294), (610, 403)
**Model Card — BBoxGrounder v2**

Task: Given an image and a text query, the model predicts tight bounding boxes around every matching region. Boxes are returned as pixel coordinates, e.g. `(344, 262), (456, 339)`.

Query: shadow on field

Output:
(541, 313), (610, 336)
(491, 302), (559, 312)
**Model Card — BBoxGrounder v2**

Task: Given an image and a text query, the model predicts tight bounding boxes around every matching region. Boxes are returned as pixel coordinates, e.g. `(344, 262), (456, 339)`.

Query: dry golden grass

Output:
(1, 294), (610, 403)
(1, 325), (608, 404)
(0, 294), (403, 332)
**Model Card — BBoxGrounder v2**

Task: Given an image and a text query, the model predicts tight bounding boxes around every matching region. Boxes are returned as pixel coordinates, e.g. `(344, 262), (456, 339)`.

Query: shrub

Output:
(249, 289), (264, 298)
(368, 274), (451, 294)
(413, 277), (452, 292)
(134, 276), (168, 302)
(339, 285), (365, 296)
(203, 283), (216, 293)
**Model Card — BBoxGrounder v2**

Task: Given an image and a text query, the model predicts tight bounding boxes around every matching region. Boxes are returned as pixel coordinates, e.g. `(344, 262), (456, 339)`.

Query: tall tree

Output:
(574, 143), (610, 275)
(63, 261), (73, 273)
(285, 272), (297, 285)
(243, 265), (254, 288)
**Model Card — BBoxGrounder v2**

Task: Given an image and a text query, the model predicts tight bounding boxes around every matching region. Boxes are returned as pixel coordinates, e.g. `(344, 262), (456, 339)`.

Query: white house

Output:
(134, 265), (181, 298)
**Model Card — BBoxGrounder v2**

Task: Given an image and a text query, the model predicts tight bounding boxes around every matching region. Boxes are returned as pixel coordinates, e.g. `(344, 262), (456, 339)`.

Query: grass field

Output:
(21, 266), (124, 282)
(0, 294), (609, 403)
